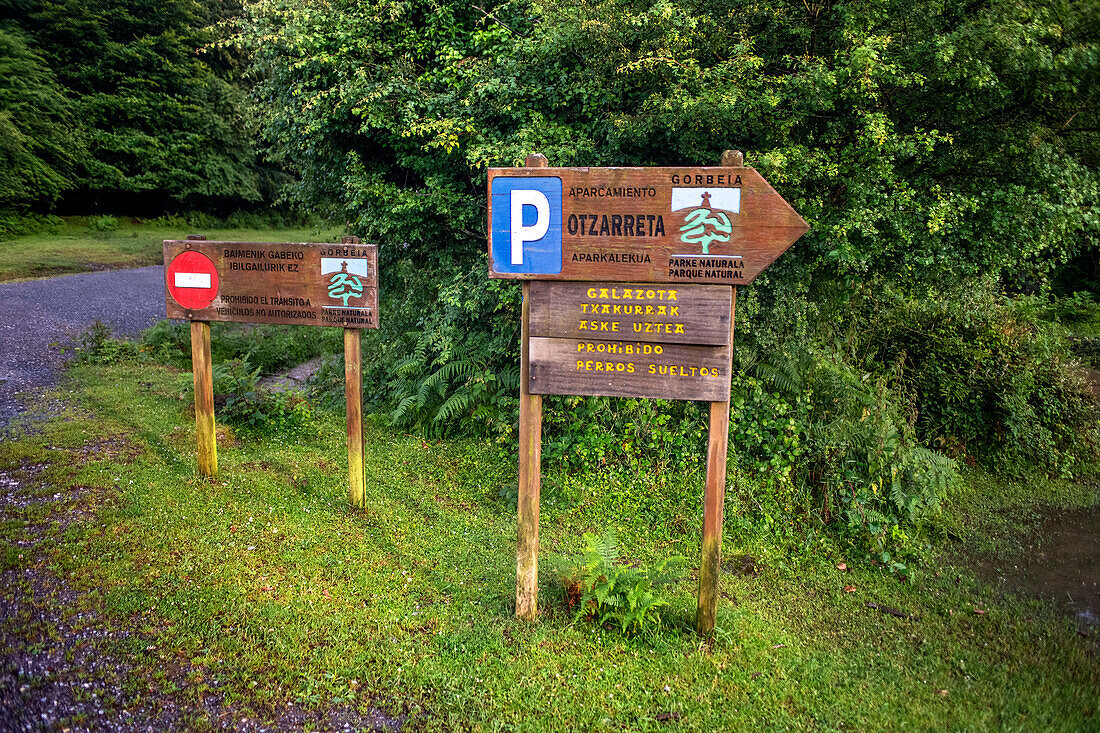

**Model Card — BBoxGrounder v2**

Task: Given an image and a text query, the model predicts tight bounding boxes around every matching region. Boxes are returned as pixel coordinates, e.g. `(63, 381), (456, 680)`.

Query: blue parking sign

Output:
(490, 176), (562, 274)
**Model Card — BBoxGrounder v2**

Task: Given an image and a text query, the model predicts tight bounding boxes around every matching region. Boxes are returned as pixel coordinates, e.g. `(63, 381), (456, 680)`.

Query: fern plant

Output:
(548, 532), (685, 635)
(386, 327), (519, 438)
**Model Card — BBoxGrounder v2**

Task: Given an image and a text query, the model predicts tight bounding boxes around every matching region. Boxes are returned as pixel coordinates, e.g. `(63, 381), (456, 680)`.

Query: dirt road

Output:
(0, 267), (166, 431)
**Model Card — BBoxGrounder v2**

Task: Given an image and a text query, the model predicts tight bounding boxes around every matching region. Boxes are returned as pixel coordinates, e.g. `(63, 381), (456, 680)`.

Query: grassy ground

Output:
(1, 358), (1096, 731)
(0, 218), (343, 283)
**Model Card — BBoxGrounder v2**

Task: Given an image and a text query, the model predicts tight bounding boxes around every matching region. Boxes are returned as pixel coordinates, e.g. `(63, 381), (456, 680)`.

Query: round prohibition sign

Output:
(167, 251), (220, 310)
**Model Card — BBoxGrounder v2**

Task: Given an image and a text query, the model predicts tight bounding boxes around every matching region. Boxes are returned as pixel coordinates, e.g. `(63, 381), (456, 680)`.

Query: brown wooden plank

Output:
(190, 320), (217, 478)
(163, 239), (379, 328)
(529, 281), (730, 346)
(516, 284), (544, 620)
(528, 337), (731, 401)
(345, 328), (365, 509)
(696, 286), (736, 636)
(515, 153), (546, 621)
(488, 166), (807, 284)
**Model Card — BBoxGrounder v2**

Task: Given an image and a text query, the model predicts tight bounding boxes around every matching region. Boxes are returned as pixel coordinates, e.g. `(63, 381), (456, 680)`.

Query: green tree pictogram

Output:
(328, 262), (363, 306)
(679, 208), (732, 254)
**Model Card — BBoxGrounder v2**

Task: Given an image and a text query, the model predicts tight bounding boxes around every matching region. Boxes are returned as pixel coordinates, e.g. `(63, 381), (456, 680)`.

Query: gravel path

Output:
(0, 267), (166, 431)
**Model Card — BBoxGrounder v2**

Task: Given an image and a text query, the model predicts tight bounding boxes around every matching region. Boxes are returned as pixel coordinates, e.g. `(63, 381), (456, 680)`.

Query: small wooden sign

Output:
(529, 338), (731, 402)
(164, 240), (379, 329)
(527, 281), (733, 401)
(488, 166), (807, 284)
(528, 281), (731, 345)
(163, 236), (377, 510)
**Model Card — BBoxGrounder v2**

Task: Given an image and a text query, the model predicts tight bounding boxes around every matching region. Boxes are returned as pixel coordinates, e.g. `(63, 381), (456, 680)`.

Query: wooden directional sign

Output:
(488, 166), (808, 284)
(502, 152), (808, 636)
(164, 240), (379, 329)
(527, 281), (733, 401)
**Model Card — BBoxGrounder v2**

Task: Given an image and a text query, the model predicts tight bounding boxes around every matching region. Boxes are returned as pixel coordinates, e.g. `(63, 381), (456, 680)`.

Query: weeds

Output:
(548, 531), (687, 634)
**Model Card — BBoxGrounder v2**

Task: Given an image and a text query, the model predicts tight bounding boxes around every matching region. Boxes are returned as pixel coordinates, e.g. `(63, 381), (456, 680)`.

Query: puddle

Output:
(976, 504), (1099, 631)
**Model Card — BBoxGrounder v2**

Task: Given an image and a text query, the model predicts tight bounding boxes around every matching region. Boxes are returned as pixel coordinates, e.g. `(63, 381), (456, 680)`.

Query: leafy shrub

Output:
(361, 259), (521, 441)
(856, 283), (1100, 477)
(87, 215), (118, 232)
(140, 320), (192, 363)
(727, 343), (956, 570)
(1049, 292), (1100, 327)
(803, 356), (956, 573)
(1070, 337), (1100, 369)
(141, 320), (341, 375)
(0, 211), (63, 240)
(71, 321), (137, 364)
(548, 531), (685, 635)
(213, 358), (313, 434)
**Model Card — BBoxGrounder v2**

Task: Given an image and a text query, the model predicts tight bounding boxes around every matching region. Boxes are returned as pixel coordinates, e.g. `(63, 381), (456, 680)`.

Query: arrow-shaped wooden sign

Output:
(488, 165), (808, 285)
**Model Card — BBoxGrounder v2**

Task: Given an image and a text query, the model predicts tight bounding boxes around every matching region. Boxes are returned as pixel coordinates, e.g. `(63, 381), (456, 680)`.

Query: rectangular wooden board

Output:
(528, 337), (731, 401)
(488, 166), (808, 284)
(529, 281), (731, 346)
(163, 240), (379, 329)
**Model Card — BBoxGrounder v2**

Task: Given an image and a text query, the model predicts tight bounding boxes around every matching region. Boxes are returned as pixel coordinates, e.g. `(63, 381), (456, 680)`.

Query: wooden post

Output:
(190, 321), (218, 479)
(696, 286), (736, 635)
(696, 149), (744, 636)
(341, 236), (366, 509)
(186, 234), (217, 479)
(516, 153), (547, 620)
(345, 328), (365, 508)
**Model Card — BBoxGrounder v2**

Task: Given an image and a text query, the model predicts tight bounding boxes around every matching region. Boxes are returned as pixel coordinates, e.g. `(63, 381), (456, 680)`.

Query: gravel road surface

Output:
(0, 267), (166, 431)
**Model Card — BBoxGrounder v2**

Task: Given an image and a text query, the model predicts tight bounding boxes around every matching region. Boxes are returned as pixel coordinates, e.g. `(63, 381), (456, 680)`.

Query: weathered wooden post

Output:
(342, 237), (366, 509)
(185, 234), (218, 478)
(695, 150), (743, 635)
(516, 153), (547, 620)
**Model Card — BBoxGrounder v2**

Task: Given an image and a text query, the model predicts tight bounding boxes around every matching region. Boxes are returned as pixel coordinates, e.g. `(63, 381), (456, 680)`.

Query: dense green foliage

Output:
(233, 0), (1099, 556)
(0, 21), (82, 210)
(2, 0), (275, 213)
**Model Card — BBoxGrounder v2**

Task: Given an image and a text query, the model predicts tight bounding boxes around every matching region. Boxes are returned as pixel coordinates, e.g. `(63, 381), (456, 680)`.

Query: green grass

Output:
(0, 359), (1096, 731)
(0, 217), (343, 282)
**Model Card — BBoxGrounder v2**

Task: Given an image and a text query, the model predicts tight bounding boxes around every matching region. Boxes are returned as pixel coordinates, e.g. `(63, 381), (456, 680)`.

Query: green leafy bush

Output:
(1070, 337), (1100, 369)
(727, 343), (956, 569)
(71, 321), (137, 365)
(855, 283), (1100, 477)
(0, 211), (63, 240)
(141, 320), (340, 375)
(213, 358), (313, 435)
(87, 215), (118, 232)
(548, 531), (686, 635)
(361, 259), (521, 441)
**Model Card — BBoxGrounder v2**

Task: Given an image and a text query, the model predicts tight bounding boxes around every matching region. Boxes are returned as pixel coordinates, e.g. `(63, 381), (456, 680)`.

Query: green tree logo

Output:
(327, 262), (363, 306)
(679, 192), (732, 254)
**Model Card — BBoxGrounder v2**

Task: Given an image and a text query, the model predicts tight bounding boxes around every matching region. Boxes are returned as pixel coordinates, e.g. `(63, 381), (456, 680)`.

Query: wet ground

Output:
(976, 503), (1100, 633)
(0, 460), (408, 732)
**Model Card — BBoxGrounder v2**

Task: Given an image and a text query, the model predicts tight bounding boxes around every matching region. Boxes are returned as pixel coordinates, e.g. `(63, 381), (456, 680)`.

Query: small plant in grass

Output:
(548, 531), (686, 634)
(72, 321), (137, 364)
(212, 358), (313, 434)
(87, 215), (119, 232)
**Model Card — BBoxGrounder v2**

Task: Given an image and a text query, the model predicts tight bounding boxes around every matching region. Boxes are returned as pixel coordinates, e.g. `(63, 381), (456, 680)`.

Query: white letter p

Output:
(510, 190), (550, 265)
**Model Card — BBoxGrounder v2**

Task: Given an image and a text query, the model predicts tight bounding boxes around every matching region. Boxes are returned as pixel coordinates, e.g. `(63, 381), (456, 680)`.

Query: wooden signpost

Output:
(491, 151), (807, 635)
(163, 235), (379, 508)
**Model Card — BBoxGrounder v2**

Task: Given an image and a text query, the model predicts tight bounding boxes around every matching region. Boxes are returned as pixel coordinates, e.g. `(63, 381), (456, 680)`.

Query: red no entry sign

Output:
(167, 251), (219, 310)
